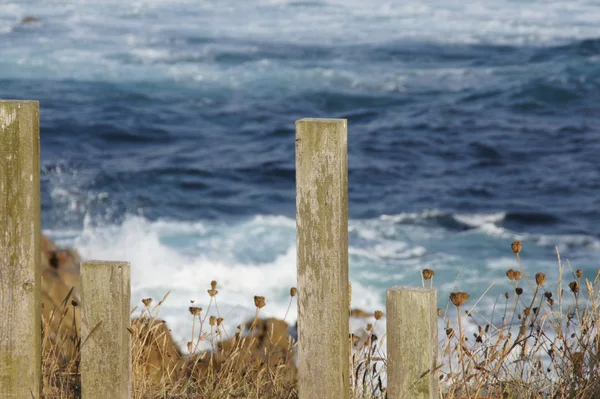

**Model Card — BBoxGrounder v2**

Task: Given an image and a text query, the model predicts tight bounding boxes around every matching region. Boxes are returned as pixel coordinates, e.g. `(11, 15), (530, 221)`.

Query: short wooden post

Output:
(296, 118), (349, 399)
(81, 261), (131, 398)
(387, 286), (438, 399)
(0, 100), (41, 398)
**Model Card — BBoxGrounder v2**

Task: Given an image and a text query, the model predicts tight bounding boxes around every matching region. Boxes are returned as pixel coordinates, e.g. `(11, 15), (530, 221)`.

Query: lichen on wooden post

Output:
(387, 286), (438, 399)
(81, 261), (131, 399)
(0, 100), (41, 398)
(296, 118), (349, 399)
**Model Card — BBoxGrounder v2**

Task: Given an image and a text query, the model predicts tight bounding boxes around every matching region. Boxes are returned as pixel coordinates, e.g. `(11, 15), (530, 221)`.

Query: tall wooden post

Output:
(296, 118), (349, 399)
(0, 100), (41, 398)
(81, 261), (131, 399)
(387, 286), (438, 399)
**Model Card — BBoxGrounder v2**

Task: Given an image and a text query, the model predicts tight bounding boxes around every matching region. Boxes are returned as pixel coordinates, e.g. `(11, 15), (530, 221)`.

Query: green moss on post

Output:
(0, 100), (41, 398)
(296, 118), (349, 399)
(387, 286), (438, 399)
(81, 261), (131, 399)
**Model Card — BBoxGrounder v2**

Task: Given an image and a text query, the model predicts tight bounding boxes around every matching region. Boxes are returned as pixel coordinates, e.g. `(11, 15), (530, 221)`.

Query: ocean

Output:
(2, 0), (600, 348)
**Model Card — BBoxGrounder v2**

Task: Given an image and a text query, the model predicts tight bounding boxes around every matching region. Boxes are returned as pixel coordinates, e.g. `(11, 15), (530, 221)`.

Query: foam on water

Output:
(2, 0), (600, 84)
(44, 207), (600, 350)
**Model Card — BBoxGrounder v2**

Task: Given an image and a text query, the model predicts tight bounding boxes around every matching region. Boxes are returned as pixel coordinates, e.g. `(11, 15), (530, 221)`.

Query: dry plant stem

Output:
(283, 296), (294, 322)
(516, 253), (535, 292)
(457, 304), (471, 399)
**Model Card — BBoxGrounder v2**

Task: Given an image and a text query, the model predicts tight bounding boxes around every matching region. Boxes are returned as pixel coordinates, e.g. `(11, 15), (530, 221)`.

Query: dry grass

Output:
(42, 242), (600, 398)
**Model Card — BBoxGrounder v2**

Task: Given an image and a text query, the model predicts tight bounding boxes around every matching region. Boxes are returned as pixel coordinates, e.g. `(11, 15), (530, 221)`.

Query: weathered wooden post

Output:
(387, 286), (438, 399)
(0, 100), (41, 398)
(296, 118), (349, 399)
(81, 261), (131, 398)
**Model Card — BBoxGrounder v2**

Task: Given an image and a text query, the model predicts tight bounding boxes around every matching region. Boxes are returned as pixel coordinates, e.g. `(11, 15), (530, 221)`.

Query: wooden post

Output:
(296, 118), (349, 399)
(81, 261), (131, 399)
(0, 100), (41, 398)
(387, 286), (438, 399)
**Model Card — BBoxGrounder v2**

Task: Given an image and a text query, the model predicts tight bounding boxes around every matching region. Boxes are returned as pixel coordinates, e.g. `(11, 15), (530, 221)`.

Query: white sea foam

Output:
(2, 0), (600, 84)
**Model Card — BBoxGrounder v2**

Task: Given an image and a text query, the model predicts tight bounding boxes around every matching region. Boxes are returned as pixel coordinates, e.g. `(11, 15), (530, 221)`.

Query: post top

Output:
(296, 118), (347, 124)
(387, 286), (436, 293)
(0, 100), (39, 104)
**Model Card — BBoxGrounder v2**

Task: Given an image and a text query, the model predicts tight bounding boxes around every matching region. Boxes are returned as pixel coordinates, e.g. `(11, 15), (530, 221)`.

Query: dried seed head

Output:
(544, 292), (552, 299)
(209, 316), (216, 326)
(515, 287), (523, 296)
(437, 308), (443, 317)
(505, 292), (510, 299)
(374, 310), (384, 320)
(506, 269), (516, 281)
(208, 289), (219, 297)
(576, 269), (583, 279)
(547, 298), (554, 307)
(524, 308), (531, 316)
(514, 271), (522, 281)
(187, 341), (193, 352)
(290, 287), (297, 297)
(366, 324), (373, 331)
(71, 299), (79, 307)
(446, 328), (455, 338)
(142, 298), (153, 307)
(535, 272), (546, 286)
(450, 292), (470, 307)
(533, 307), (539, 315)
(254, 295), (266, 309)
(511, 241), (522, 255)
(422, 269), (435, 280)
(217, 317), (223, 326)
(189, 307), (202, 316)
(211, 280), (217, 289)
(569, 281), (580, 294)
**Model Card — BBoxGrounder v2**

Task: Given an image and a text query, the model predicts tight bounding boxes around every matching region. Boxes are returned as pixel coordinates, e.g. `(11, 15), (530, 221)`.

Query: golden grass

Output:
(42, 242), (600, 398)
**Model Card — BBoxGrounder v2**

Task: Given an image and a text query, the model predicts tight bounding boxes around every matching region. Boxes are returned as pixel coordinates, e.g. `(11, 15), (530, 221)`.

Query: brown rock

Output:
(131, 318), (185, 384)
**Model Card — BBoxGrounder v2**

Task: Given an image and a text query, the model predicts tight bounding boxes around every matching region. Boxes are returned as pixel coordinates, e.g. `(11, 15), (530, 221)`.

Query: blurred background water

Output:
(2, 0), (600, 346)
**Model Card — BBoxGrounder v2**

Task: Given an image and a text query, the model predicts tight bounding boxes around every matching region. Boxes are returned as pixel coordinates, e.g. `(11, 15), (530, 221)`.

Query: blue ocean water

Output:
(2, 0), (600, 346)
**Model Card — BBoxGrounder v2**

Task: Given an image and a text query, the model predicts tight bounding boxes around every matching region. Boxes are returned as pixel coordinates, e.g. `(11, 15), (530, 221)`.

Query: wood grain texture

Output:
(296, 118), (349, 399)
(0, 100), (41, 398)
(387, 286), (438, 399)
(81, 261), (131, 399)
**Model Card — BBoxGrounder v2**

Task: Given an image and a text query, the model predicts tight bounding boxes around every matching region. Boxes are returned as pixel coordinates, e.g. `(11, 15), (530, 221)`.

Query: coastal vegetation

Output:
(41, 237), (600, 398)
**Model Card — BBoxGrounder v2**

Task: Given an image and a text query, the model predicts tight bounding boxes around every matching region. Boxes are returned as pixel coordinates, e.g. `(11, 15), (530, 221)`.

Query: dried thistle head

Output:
(290, 287), (297, 297)
(544, 292), (552, 299)
(437, 308), (443, 317)
(506, 269), (516, 281)
(422, 269), (435, 280)
(514, 271), (522, 281)
(505, 292), (510, 299)
(254, 295), (266, 309)
(142, 298), (153, 307)
(366, 324), (373, 331)
(187, 341), (193, 352)
(189, 307), (202, 316)
(446, 328), (455, 338)
(515, 287), (523, 296)
(569, 281), (580, 294)
(450, 292), (470, 307)
(208, 289), (219, 297)
(211, 280), (217, 290)
(576, 269), (583, 279)
(535, 272), (546, 286)
(511, 241), (522, 255)
(217, 317), (223, 326)
(209, 316), (216, 326)
(547, 298), (554, 306)
(374, 310), (384, 320)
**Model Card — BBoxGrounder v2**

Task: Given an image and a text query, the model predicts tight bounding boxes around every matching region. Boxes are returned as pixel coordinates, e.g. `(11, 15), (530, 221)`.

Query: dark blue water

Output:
(2, 0), (600, 343)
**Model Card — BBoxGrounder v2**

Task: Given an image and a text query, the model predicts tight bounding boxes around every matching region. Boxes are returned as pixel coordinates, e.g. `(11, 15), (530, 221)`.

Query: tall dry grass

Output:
(42, 242), (600, 398)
